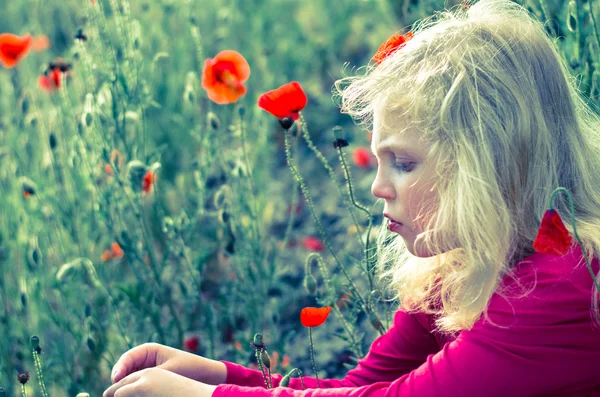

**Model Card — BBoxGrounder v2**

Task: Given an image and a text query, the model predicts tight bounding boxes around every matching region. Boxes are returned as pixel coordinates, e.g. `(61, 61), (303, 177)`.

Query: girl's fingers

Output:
(103, 372), (139, 397)
(111, 343), (158, 383)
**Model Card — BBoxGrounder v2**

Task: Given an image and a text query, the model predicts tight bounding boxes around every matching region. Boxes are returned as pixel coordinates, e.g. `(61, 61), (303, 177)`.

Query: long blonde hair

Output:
(333, 0), (600, 335)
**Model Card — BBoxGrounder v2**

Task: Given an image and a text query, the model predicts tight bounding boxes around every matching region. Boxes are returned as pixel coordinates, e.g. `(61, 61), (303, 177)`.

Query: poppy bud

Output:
(30, 336), (39, 351)
(21, 98), (29, 114)
(20, 292), (27, 308)
(84, 113), (93, 127)
(22, 179), (37, 197)
(17, 372), (29, 384)
(238, 105), (246, 117)
(49, 132), (57, 149)
(278, 117), (294, 130)
(260, 350), (270, 369)
(87, 337), (96, 352)
(208, 112), (220, 130)
(280, 375), (291, 387)
(303, 274), (317, 295)
(220, 210), (230, 224)
(84, 303), (92, 317)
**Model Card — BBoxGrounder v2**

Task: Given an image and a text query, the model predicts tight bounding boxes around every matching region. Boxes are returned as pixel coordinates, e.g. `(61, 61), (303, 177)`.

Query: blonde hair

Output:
(333, 0), (600, 335)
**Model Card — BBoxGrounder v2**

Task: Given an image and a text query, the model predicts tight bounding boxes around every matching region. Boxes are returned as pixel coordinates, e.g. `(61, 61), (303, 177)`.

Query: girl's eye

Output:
(394, 162), (414, 172)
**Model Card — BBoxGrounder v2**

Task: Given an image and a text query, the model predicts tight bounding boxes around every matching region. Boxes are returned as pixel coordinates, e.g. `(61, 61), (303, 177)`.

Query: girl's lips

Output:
(388, 221), (402, 233)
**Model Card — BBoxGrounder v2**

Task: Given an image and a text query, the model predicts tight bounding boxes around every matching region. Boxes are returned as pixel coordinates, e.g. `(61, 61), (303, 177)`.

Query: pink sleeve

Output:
(212, 259), (600, 396)
(219, 309), (439, 390)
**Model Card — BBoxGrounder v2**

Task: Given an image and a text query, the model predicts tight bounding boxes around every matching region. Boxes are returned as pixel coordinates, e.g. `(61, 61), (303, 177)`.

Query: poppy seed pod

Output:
(30, 336), (39, 351)
(126, 160), (148, 188)
(278, 117), (294, 130)
(260, 350), (270, 369)
(17, 372), (29, 384)
(253, 333), (264, 347)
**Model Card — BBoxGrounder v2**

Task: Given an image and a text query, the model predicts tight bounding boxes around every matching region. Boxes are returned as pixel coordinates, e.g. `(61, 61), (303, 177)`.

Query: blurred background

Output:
(0, 0), (598, 395)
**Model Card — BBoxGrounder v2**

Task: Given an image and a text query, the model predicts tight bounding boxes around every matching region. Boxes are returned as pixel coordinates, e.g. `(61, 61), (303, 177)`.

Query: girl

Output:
(103, 0), (600, 395)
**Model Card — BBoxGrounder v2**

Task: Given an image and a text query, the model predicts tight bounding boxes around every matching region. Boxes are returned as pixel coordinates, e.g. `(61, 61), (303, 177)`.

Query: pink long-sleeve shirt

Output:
(213, 246), (600, 397)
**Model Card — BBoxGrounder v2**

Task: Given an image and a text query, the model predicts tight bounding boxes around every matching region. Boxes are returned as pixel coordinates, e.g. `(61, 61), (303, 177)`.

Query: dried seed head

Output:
(17, 372), (29, 385)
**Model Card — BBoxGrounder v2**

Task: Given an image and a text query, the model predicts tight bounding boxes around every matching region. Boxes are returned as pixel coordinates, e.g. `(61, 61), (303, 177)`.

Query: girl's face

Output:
(370, 109), (440, 257)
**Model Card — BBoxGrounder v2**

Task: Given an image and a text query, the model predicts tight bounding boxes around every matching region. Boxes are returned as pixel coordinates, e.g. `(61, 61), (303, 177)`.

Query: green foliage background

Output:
(1, 0), (599, 395)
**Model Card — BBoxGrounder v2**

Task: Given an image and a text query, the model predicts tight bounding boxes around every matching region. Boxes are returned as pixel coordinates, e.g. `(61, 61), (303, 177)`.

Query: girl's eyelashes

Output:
(394, 162), (414, 172)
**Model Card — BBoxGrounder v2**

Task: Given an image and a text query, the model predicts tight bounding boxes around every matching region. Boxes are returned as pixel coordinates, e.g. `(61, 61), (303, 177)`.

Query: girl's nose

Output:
(371, 171), (395, 200)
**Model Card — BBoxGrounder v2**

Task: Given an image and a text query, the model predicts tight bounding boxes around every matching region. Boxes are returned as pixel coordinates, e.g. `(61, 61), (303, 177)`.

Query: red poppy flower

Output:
(38, 68), (62, 92)
(373, 31), (413, 65)
(302, 236), (324, 252)
(353, 147), (374, 169)
(142, 170), (154, 194)
(201, 50), (250, 104)
(258, 81), (307, 121)
(0, 33), (33, 68)
(533, 209), (573, 256)
(101, 242), (124, 262)
(300, 306), (332, 327)
(183, 335), (200, 352)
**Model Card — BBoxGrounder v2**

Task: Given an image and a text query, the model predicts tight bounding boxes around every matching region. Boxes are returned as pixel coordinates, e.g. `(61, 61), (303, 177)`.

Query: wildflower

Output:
(336, 293), (350, 309)
(533, 209), (573, 256)
(281, 354), (291, 369)
(105, 149), (124, 176)
(142, 170), (155, 194)
(17, 372), (29, 385)
(373, 31), (413, 65)
(353, 147), (374, 169)
(201, 50), (250, 104)
(302, 236), (324, 252)
(22, 179), (36, 198)
(234, 341), (243, 351)
(257, 81), (307, 129)
(101, 242), (124, 262)
(183, 335), (200, 352)
(300, 306), (331, 328)
(270, 351), (279, 372)
(0, 33), (33, 68)
(38, 68), (62, 92)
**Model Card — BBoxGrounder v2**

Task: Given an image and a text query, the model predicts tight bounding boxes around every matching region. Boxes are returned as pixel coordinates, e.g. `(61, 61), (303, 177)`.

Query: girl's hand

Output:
(110, 343), (227, 385)
(103, 367), (218, 397)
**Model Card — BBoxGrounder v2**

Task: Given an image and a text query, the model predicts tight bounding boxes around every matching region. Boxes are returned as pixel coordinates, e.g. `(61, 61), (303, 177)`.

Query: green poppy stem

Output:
(308, 327), (320, 388)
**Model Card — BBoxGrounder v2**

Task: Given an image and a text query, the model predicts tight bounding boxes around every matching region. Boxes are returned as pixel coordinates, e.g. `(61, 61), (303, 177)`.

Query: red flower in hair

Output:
(201, 50), (250, 104)
(258, 81), (307, 122)
(373, 31), (413, 65)
(533, 209), (573, 256)
(300, 306), (331, 328)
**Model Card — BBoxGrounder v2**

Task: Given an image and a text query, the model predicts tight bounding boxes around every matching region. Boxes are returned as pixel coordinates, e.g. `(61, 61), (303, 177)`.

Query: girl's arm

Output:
(212, 259), (600, 396)
(219, 308), (440, 389)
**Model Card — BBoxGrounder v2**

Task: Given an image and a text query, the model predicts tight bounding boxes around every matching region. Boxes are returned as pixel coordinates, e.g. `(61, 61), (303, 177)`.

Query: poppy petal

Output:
(0, 33), (33, 68)
(201, 50), (250, 105)
(533, 209), (573, 256)
(373, 31), (413, 65)
(258, 81), (307, 120)
(300, 306), (332, 327)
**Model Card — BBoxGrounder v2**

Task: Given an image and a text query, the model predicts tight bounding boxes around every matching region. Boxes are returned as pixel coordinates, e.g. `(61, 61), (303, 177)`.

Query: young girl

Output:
(103, 0), (600, 395)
